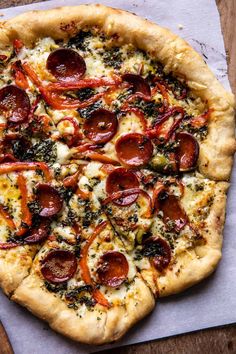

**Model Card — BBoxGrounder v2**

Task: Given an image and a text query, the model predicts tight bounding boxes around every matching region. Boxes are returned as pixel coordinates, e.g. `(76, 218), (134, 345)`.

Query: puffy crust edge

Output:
(0, 4), (235, 180)
(0, 246), (37, 296)
(157, 181), (229, 297)
(12, 273), (155, 345)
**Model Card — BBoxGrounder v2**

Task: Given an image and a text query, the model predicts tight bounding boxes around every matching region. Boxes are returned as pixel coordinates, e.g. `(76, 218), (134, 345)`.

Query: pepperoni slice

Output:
(158, 191), (187, 231)
(106, 168), (139, 206)
(143, 236), (171, 272)
(176, 132), (199, 171)
(0, 85), (30, 123)
(115, 133), (153, 167)
(24, 219), (50, 244)
(36, 184), (63, 217)
(83, 109), (118, 144)
(97, 251), (129, 287)
(41, 250), (77, 283)
(122, 73), (151, 96)
(46, 49), (86, 83)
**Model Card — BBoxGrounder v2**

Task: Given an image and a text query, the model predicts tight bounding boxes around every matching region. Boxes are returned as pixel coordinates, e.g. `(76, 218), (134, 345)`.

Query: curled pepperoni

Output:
(83, 109), (118, 144)
(97, 251), (129, 287)
(158, 191), (187, 231)
(46, 48), (86, 83)
(122, 73), (151, 96)
(115, 133), (153, 167)
(143, 236), (171, 272)
(24, 219), (50, 244)
(36, 184), (63, 217)
(106, 168), (139, 206)
(41, 250), (77, 283)
(0, 85), (30, 123)
(176, 132), (199, 171)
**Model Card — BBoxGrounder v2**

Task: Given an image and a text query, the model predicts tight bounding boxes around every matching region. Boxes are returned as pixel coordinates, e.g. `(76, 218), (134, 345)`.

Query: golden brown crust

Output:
(0, 246), (37, 296)
(12, 272), (155, 344)
(156, 181), (228, 297)
(0, 4), (234, 345)
(0, 4), (235, 180)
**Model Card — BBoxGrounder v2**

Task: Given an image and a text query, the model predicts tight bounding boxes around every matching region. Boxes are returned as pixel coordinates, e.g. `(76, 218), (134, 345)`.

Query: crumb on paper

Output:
(178, 24), (184, 30)
(0, 14), (4, 17)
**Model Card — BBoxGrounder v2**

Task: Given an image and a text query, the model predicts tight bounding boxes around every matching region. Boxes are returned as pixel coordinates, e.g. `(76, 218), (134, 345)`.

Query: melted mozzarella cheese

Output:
(118, 113), (144, 135)
(85, 162), (103, 179)
(53, 226), (76, 244)
(55, 142), (71, 164)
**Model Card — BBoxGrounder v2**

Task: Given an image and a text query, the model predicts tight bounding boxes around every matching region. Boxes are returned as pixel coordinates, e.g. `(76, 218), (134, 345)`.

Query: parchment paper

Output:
(0, 1), (235, 353)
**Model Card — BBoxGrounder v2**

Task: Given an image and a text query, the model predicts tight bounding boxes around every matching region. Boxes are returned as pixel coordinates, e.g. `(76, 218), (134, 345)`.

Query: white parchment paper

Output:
(0, 1), (235, 353)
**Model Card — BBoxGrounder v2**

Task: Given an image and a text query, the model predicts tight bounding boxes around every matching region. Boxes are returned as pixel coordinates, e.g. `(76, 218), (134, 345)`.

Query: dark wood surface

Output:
(0, 1), (235, 353)
(0, 321), (13, 354)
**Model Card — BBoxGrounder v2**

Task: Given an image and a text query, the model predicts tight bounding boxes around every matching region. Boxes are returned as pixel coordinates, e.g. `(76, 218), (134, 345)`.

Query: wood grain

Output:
(0, 321), (14, 354)
(216, 0), (236, 94)
(0, 1), (235, 354)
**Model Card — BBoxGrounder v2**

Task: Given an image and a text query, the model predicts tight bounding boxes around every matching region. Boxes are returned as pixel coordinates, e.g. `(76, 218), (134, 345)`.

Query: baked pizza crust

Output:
(0, 246), (37, 296)
(0, 4), (234, 345)
(12, 272), (155, 344)
(141, 181), (228, 297)
(0, 4), (235, 180)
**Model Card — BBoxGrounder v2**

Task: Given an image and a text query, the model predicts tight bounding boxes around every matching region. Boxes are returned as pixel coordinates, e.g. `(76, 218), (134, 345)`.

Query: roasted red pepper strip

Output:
(16, 173), (32, 236)
(23, 63), (78, 110)
(0, 204), (16, 229)
(0, 123), (6, 130)
(63, 171), (80, 189)
(13, 39), (24, 54)
(190, 109), (213, 128)
(76, 186), (90, 200)
(160, 114), (184, 141)
(28, 95), (41, 119)
(151, 81), (169, 109)
(11, 61), (29, 90)
(140, 190), (153, 218)
(0, 154), (17, 163)
(85, 152), (120, 166)
(92, 288), (110, 307)
(152, 182), (166, 213)
(23, 63), (120, 110)
(102, 188), (141, 205)
(43, 88), (103, 110)
(41, 89), (84, 110)
(0, 242), (18, 249)
(120, 92), (151, 120)
(73, 143), (100, 154)
(0, 162), (52, 181)
(79, 221), (110, 307)
(146, 107), (184, 140)
(22, 62), (41, 86)
(125, 92), (152, 103)
(47, 76), (122, 91)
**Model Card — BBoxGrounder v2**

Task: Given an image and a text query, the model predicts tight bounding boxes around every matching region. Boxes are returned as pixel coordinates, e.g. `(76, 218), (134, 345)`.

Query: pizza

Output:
(0, 4), (235, 345)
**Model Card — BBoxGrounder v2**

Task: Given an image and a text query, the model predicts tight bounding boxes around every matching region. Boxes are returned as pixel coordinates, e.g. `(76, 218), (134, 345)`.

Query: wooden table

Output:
(0, 1), (235, 353)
